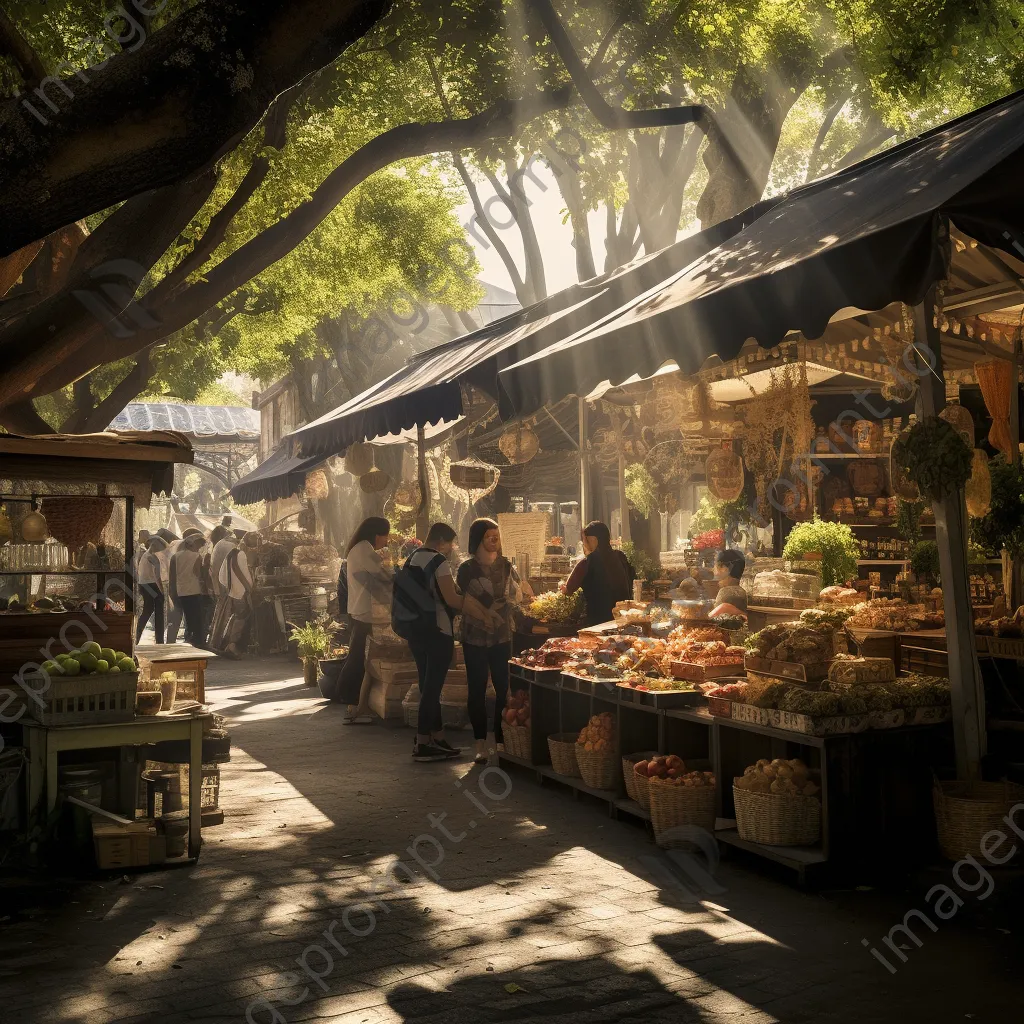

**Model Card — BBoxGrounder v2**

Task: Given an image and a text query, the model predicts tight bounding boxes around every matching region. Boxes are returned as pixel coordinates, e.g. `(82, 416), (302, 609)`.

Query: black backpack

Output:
(391, 551), (446, 641)
(337, 559), (348, 615)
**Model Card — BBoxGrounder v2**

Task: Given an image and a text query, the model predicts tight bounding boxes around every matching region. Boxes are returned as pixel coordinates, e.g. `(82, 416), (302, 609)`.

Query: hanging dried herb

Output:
(891, 416), (972, 501)
(895, 498), (924, 543)
(625, 463), (658, 519)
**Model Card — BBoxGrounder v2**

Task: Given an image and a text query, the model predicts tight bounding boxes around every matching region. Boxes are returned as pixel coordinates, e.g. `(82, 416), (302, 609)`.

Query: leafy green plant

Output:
(892, 417), (972, 501)
(689, 493), (724, 535)
(288, 613), (341, 661)
(621, 541), (659, 584)
(971, 455), (1024, 559)
(910, 541), (940, 582)
(895, 498), (924, 543)
(625, 464), (658, 519)
(782, 517), (860, 587)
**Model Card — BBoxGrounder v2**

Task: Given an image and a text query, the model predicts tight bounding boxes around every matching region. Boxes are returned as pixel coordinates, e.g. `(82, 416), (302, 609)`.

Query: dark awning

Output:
(497, 88), (1024, 418)
(229, 445), (324, 504)
(288, 201), (774, 459)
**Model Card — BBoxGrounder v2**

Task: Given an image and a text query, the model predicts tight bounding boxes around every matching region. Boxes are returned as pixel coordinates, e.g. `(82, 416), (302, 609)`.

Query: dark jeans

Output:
(136, 583), (164, 644)
(178, 594), (206, 647)
(464, 640), (511, 741)
(409, 631), (454, 736)
(337, 619), (372, 705)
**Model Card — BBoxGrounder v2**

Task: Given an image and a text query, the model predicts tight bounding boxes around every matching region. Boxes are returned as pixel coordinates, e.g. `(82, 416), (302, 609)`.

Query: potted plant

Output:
(910, 541), (941, 588)
(782, 517), (860, 588)
(288, 613), (342, 686)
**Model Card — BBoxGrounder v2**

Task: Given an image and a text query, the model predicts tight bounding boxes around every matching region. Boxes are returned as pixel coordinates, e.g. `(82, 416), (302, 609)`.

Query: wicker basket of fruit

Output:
(574, 712), (617, 788)
(649, 770), (717, 848)
(501, 689), (531, 759)
(622, 750), (657, 801)
(547, 733), (581, 777)
(733, 757), (821, 846)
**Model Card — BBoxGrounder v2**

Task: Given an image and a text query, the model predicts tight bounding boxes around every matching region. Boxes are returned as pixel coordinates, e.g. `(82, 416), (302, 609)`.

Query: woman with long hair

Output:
(562, 521), (635, 627)
(456, 518), (534, 764)
(336, 516), (392, 723)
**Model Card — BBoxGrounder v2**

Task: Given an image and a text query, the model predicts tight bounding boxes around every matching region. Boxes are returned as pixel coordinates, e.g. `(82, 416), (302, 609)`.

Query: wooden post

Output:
(912, 288), (985, 780)
(578, 398), (588, 527)
(415, 424), (429, 541)
(615, 411), (631, 544)
(1009, 332), (1022, 609)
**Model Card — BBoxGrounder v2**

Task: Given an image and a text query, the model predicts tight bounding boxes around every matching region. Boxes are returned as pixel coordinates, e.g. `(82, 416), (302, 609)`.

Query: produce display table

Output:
(23, 711), (211, 860)
(504, 663), (954, 882)
(135, 644), (215, 703)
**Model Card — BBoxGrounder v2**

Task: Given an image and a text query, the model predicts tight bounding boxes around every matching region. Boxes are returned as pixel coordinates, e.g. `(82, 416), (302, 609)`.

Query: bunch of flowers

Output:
(692, 529), (725, 551)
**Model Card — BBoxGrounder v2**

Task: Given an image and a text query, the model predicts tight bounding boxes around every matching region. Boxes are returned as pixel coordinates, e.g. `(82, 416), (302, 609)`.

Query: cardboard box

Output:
(92, 820), (166, 869)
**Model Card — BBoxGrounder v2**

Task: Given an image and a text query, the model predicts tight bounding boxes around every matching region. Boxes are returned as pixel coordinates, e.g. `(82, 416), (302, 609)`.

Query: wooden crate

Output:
(743, 655), (829, 683)
(770, 709), (871, 736)
(6, 670), (138, 726)
(93, 821), (166, 869)
(901, 645), (949, 676)
(730, 703), (773, 726)
(671, 661), (743, 682)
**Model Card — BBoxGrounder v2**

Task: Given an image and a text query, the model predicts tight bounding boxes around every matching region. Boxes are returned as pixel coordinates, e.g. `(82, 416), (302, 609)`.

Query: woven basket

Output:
(503, 723), (531, 760)
(933, 778), (1024, 861)
(575, 744), (618, 790)
(633, 765), (651, 810)
(733, 785), (821, 846)
(622, 751), (658, 801)
(649, 779), (717, 848)
(547, 733), (581, 778)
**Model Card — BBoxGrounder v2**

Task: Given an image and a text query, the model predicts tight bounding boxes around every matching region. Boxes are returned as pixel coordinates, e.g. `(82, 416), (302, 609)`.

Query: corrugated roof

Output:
(110, 403), (259, 439)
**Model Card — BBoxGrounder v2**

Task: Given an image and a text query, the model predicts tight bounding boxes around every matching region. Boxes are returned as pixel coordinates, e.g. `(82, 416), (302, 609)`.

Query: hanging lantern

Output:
(359, 469), (390, 493)
(304, 469), (330, 501)
(449, 460), (497, 491)
(20, 508), (48, 542)
(939, 402), (975, 448)
(498, 422), (540, 465)
(966, 450), (992, 518)
(393, 481), (422, 512)
(705, 446), (744, 501)
(344, 442), (374, 477)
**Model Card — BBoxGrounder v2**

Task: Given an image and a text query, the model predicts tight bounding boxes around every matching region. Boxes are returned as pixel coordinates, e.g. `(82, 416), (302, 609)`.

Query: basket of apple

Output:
(501, 689), (532, 759)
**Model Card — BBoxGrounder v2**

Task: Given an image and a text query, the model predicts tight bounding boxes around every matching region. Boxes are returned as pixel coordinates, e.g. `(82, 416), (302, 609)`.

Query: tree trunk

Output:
(0, 0), (393, 255)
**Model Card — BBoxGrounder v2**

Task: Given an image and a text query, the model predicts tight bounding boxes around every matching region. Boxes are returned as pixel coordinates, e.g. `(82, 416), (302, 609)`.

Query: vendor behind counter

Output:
(710, 548), (748, 620)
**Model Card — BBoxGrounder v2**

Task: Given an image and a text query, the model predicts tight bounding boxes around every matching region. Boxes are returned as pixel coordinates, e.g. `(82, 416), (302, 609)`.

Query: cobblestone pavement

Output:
(1, 655), (1021, 1024)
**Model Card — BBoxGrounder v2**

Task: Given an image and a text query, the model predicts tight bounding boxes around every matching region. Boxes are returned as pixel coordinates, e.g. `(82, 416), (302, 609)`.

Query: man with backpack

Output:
(391, 523), (473, 762)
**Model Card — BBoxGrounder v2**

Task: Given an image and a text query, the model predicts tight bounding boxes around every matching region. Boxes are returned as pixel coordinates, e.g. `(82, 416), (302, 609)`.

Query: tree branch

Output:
(526, 0), (704, 130)
(806, 88), (852, 181)
(0, 5), (47, 88)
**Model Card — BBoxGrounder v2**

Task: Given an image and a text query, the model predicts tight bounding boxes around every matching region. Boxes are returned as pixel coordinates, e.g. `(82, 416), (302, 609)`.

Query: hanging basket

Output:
(940, 403), (975, 448)
(393, 482), (422, 512)
(304, 469), (330, 501)
(705, 447), (744, 501)
(498, 423), (540, 465)
(966, 450), (992, 518)
(359, 469), (391, 493)
(344, 442), (375, 477)
(39, 496), (113, 551)
(890, 434), (920, 501)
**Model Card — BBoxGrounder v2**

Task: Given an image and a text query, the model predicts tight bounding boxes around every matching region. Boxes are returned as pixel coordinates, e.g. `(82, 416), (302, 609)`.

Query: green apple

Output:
(117, 659), (136, 673)
(41, 660), (63, 676)
(100, 647), (116, 664)
(94, 659), (109, 674)
(81, 641), (102, 657)
(63, 658), (81, 676)
(77, 652), (98, 672)
(108, 665), (121, 674)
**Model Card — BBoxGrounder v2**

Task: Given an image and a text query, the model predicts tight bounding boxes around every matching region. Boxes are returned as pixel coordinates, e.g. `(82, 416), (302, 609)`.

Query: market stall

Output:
(0, 432), (228, 868)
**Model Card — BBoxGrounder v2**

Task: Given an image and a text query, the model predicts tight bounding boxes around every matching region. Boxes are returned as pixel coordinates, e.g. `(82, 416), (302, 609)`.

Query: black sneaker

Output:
(412, 742), (448, 762)
(433, 738), (462, 758)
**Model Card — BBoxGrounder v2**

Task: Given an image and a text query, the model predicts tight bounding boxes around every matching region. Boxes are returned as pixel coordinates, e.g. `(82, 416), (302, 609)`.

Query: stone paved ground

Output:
(1, 655), (1021, 1024)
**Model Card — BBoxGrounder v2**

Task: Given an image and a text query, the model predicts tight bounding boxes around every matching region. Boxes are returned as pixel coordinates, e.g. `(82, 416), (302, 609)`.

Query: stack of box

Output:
(92, 820), (166, 869)
(366, 635), (418, 720)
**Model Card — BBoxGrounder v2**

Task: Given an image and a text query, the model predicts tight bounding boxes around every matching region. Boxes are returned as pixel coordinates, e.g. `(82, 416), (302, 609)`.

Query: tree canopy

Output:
(1, 0), (1023, 435)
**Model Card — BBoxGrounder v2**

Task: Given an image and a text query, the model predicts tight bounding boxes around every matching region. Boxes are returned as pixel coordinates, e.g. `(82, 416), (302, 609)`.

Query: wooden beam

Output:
(578, 398), (589, 528)
(415, 424), (429, 541)
(912, 287), (986, 780)
(616, 410), (630, 544)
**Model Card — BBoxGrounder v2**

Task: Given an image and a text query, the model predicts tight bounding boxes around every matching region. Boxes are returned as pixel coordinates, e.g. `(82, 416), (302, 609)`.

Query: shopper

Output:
(208, 525), (233, 595)
(212, 531), (255, 658)
(457, 518), (533, 764)
(135, 536), (166, 643)
(710, 548), (748, 618)
(170, 533), (208, 646)
(395, 522), (469, 762)
(562, 521), (635, 626)
(336, 516), (392, 723)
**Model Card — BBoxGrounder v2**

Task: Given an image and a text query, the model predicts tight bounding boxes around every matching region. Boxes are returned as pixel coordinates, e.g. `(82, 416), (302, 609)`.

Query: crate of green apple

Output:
(39, 641), (138, 677)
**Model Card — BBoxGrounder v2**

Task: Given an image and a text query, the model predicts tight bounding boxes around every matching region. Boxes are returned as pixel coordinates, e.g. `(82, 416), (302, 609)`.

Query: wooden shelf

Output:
(715, 828), (827, 872)
(614, 797), (651, 822)
(857, 559), (909, 565)
(796, 452), (886, 460)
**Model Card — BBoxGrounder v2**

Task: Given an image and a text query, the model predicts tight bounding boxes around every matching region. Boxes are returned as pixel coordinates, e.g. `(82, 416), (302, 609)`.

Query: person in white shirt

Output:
(135, 536), (166, 643)
(171, 533), (208, 647)
(210, 532), (255, 657)
(335, 517), (393, 723)
(209, 525), (235, 597)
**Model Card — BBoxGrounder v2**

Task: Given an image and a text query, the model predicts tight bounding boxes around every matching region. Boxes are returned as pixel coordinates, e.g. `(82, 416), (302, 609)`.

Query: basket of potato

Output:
(575, 712), (618, 789)
(733, 758), (821, 846)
